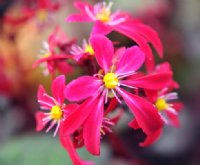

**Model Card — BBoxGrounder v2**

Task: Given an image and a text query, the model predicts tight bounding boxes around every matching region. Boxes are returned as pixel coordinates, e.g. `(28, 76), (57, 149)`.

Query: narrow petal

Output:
(67, 14), (92, 22)
(90, 35), (114, 72)
(83, 97), (104, 155)
(116, 46), (145, 74)
(64, 76), (102, 102)
(113, 21), (155, 71)
(139, 129), (162, 147)
(121, 72), (172, 90)
(116, 88), (163, 134)
(128, 119), (140, 129)
(35, 112), (46, 132)
(51, 75), (65, 104)
(60, 97), (98, 135)
(133, 23), (163, 57)
(166, 111), (180, 127)
(59, 135), (94, 165)
(37, 85), (54, 108)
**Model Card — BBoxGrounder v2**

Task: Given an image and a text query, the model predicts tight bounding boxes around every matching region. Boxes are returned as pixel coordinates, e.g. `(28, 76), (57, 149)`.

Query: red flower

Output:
(62, 35), (171, 155)
(32, 26), (74, 76)
(129, 63), (183, 147)
(66, 1), (163, 71)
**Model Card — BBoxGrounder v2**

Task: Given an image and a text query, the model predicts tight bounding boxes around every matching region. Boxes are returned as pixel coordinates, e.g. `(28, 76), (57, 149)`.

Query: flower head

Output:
(67, 1), (163, 71)
(63, 35), (172, 155)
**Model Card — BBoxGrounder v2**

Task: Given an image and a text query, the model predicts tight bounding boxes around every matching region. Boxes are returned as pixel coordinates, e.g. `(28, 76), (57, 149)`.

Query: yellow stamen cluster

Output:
(50, 106), (63, 120)
(84, 44), (94, 55)
(96, 8), (111, 23)
(36, 9), (48, 22)
(103, 73), (118, 89)
(155, 98), (168, 111)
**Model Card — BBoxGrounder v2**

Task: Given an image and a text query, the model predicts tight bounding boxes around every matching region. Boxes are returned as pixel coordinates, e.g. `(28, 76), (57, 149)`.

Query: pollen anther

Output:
(155, 98), (168, 111)
(103, 73), (119, 89)
(50, 105), (63, 120)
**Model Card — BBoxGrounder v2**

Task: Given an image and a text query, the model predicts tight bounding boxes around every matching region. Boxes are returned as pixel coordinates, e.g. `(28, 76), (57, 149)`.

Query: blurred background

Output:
(0, 0), (200, 165)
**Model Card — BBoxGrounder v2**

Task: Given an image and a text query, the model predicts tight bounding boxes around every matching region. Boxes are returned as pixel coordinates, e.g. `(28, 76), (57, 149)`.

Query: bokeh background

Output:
(0, 0), (200, 165)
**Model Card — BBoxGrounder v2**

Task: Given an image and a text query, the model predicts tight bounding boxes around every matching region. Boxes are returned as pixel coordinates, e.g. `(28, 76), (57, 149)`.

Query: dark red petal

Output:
(116, 88), (163, 134)
(90, 35), (114, 72)
(64, 76), (102, 102)
(35, 112), (46, 132)
(122, 72), (172, 90)
(83, 97), (104, 155)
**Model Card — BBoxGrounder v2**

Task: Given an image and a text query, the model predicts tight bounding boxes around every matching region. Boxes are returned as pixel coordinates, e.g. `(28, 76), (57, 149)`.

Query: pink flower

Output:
(70, 39), (95, 61)
(35, 75), (71, 136)
(62, 35), (171, 155)
(36, 75), (92, 165)
(32, 26), (74, 76)
(66, 1), (163, 71)
(129, 63), (183, 147)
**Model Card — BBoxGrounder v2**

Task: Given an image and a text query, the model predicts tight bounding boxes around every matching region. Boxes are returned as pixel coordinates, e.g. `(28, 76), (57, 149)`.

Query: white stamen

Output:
(111, 89), (121, 103)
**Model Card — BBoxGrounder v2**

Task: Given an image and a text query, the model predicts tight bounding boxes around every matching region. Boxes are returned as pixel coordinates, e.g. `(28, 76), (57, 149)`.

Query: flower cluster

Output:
(33, 1), (183, 165)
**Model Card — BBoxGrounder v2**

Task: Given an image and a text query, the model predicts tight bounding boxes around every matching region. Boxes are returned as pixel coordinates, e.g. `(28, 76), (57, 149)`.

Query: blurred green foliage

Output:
(0, 134), (109, 165)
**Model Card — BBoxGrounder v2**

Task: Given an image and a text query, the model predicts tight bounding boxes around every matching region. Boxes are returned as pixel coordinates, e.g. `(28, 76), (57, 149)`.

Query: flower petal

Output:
(37, 85), (54, 108)
(64, 76), (102, 102)
(116, 88), (163, 134)
(35, 112), (46, 132)
(90, 35), (114, 72)
(113, 21), (155, 71)
(139, 129), (162, 147)
(60, 97), (98, 135)
(121, 72), (172, 90)
(51, 75), (65, 104)
(83, 97), (104, 155)
(59, 135), (94, 165)
(92, 21), (112, 35)
(116, 46), (145, 74)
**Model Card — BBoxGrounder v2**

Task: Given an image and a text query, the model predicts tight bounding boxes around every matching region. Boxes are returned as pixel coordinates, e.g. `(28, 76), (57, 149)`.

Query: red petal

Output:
(51, 75), (65, 104)
(64, 76), (102, 102)
(116, 88), (163, 134)
(67, 14), (92, 22)
(90, 35), (114, 72)
(133, 23), (163, 57)
(92, 22), (112, 35)
(35, 112), (46, 132)
(60, 97), (98, 135)
(59, 135), (94, 165)
(122, 72), (172, 90)
(113, 22), (155, 72)
(116, 46), (145, 74)
(140, 129), (162, 147)
(166, 111), (180, 127)
(83, 97), (104, 155)
(128, 119), (140, 129)
(37, 85), (54, 108)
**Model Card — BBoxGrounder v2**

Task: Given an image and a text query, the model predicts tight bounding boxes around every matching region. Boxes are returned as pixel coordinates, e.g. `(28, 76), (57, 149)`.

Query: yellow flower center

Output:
(96, 8), (111, 23)
(155, 98), (168, 111)
(36, 9), (48, 22)
(50, 106), (63, 120)
(103, 73), (118, 89)
(84, 44), (94, 55)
